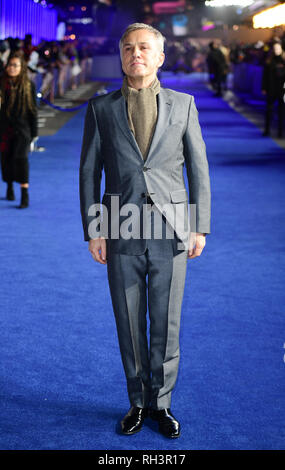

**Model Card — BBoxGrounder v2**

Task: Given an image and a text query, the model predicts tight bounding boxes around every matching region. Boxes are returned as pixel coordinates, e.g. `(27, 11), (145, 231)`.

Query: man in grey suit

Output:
(79, 23), (211, 439)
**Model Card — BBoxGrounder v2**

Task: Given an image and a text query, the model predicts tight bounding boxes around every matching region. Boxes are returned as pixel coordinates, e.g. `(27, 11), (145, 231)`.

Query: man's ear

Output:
(158, 52), (165, 68)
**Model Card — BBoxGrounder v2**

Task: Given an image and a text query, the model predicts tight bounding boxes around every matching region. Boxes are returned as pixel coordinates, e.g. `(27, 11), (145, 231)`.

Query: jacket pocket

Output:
(170, 188), (188, 203)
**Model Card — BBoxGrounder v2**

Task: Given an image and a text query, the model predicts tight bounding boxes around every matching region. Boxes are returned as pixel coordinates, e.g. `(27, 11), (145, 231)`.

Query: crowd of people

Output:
(0, 30), (284, 210)
(230, 32), (285, 66)
(0, 34), (94, 100)
(163, 34), (285, 137)
(227, 34), (285, 138)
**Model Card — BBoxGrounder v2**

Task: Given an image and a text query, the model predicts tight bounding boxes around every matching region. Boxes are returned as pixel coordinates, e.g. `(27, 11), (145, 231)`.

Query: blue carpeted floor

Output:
(0, 74), (284, 450)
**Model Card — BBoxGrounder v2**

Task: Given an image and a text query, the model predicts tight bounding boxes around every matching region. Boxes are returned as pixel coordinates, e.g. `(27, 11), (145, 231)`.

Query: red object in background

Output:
(152, 0), (186, 15)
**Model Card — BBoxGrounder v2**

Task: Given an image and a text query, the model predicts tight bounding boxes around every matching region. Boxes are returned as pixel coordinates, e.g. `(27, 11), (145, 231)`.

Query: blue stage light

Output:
(0, 0), (57, 42)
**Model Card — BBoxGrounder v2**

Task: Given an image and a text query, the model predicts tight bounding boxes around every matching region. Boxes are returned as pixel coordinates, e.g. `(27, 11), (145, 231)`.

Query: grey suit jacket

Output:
(79, 86), (211, 255)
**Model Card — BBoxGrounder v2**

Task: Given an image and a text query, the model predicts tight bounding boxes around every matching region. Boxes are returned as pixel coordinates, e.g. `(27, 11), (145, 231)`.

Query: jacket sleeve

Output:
(183, 95), (211, 235)
(29, 81), (38, 138)
(79, 99), (104, 241)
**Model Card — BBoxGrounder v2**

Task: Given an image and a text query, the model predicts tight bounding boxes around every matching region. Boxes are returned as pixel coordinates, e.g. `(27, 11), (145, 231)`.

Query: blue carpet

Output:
(0, 74), (284, 450)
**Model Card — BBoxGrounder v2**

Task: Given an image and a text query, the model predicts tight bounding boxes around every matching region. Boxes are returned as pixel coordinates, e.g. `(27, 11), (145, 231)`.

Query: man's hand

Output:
(89, 237), (107, 264)
(188, 232), (206, 259)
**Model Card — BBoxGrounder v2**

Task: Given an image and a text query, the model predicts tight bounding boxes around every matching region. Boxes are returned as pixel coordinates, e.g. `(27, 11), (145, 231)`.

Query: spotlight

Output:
(205, 0), (254, 6)
(253, 4), (285, 28)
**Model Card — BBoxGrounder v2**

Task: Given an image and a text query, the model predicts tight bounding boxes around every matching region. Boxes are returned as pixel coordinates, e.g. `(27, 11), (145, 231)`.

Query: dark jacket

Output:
(207, 48), (227, 77)
(262, 55), (285, 96)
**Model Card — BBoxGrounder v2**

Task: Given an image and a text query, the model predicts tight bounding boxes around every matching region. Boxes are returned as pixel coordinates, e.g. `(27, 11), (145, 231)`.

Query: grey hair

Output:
(119, 23), (166, 54)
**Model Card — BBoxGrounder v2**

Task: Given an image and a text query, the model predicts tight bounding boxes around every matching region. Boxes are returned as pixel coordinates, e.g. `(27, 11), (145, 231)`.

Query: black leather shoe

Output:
(121, 406), (148, 435)
(149, 408), (180, 438)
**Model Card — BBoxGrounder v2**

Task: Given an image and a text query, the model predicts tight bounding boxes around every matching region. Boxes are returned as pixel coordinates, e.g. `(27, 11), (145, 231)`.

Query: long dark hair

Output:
(0, 52), (37, 118)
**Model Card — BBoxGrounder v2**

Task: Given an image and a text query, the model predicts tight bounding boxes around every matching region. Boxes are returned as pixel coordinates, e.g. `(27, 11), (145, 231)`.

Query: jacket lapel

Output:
(146, 88), (174, 164)
(111, 90), (142, 158)
(110, 87), (174, 163)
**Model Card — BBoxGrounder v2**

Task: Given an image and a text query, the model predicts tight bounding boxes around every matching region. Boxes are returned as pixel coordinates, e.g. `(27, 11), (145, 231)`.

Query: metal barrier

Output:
(233, 63), (264, 98)
(39, 87), (108, 112)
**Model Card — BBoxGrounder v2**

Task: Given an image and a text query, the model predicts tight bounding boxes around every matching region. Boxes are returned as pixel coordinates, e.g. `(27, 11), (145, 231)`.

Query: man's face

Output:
(121, 29), (165, 80)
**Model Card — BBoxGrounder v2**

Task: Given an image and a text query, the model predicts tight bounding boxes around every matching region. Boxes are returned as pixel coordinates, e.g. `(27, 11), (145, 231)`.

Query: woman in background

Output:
(0, 52), (37, 208)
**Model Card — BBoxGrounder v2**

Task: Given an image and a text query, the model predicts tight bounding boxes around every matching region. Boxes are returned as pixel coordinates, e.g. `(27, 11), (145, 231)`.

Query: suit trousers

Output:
(106, 203), (188, 410)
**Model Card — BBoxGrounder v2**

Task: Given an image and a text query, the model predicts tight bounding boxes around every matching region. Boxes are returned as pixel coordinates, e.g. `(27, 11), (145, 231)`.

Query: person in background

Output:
(0, 52), (37, 208)
(23, 34), (35, 63)
(58, 41), (71, 98)
(220, 42), (230, 90)
(8, 37), (24, 56)
(0, 40), (10, 77)
(207, 41), (227, 97)
(262, 42), (285, 138)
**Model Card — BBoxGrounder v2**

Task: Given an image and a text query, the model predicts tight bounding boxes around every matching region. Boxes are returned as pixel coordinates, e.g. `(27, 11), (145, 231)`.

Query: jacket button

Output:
(143, 167), (149, 172)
